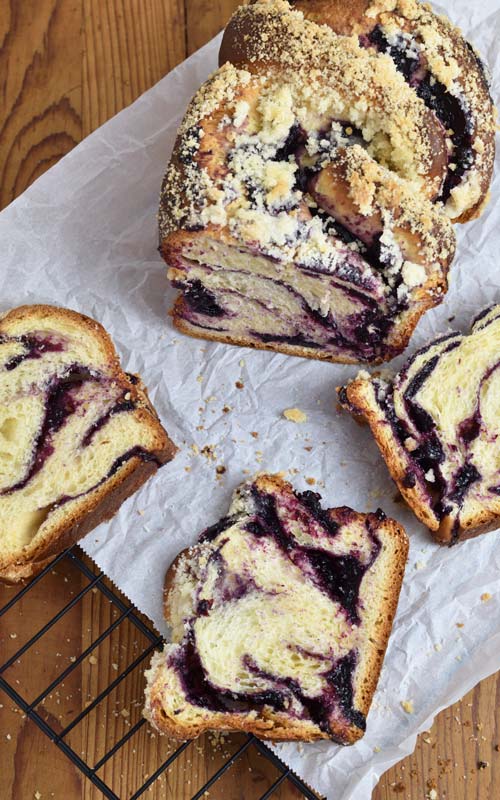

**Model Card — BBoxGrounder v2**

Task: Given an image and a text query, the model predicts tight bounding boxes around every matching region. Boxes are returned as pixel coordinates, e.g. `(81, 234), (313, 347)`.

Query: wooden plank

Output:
(184, 0), (241, 55)
(82, 0), (186, 135)
(0, 0), (82, 209)
(0, 1), (499, 798)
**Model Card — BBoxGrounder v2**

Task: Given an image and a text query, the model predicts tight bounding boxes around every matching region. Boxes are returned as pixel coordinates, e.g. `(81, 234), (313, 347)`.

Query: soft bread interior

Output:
(145, 474), (408, 742)
(0, 307), (169, 569)
(342, 306), (500, 541)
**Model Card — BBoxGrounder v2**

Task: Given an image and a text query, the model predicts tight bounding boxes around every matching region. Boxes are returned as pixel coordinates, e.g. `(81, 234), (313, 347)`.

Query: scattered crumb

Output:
(305, 477), (316, 486)
(415, 561), (425, 570)
(250, 431), (259, 438)
(428, 790), (438, 800)
(434, 643), (442, 652)
(191, 443), (200, 455)
(456, 622), (464, 628)
(373, 745), (381, 753)
(88, 656), (97, 666)
(239, 359), (245, 367)
(481, 593), (492, 603)
(112, 663), (118, 671)
(478, 760), (489, 770)
(283, 408), (307, 423)
(201, 445), (216, 461)
(216, 465), (226, 476)
(235, 381), (244, 389)
(34, 793), (42, 800)
(401, 700), (414, 714)
(120, 709), (130, 718)
(222, 406), (231, 413)
(9, 633), (17, 639)
(196, 375), (203, 383)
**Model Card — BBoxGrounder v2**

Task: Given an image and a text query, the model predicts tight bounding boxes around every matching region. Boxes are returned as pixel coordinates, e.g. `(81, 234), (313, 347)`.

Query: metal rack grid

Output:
(0, 547), (322, 800)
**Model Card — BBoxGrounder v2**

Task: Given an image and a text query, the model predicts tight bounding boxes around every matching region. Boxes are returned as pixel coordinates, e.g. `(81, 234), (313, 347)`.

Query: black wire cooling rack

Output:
(0, 547), (322, 800)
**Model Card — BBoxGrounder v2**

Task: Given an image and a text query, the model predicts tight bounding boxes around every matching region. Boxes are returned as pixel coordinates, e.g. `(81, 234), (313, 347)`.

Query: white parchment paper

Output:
(1, 3), (500, 797)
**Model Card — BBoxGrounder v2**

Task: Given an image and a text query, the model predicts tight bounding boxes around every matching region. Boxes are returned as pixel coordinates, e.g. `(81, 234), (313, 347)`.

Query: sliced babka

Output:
(144, 474), (408, 743)
(339, 306), (500, 544)
(0, 305), (176, 581)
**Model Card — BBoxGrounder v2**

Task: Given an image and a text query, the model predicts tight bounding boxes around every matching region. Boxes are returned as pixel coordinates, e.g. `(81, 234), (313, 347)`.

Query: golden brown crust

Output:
(0, 305), (177, 583)
(147, 474), (409, 743)
(289, 0), (496, 222)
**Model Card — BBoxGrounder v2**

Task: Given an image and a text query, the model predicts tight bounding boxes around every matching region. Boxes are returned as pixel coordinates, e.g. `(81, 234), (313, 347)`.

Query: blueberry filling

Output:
(2, 367), (94, 495)
(171, 632), (287, 714)
(2, 334), (65, 371)
(448, 462), (481, 505)
(373, 333), (487, 535)
(200, 514), (239, 543)
(362, 24), (475, 204)
(181, 280), (225, 317)
(416, 76), (473, 203)
(366, 26), (422, 84)
(249, 488), (381, 624)
(82, 397), (136, 447)
(252, 331), (322, 349)
(173, 633), (364, 737)
(2, 365), (160, 499)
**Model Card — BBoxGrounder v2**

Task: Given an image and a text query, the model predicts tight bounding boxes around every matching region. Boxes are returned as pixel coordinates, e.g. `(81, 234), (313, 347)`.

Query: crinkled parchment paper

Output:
(1, 2), (500, 796)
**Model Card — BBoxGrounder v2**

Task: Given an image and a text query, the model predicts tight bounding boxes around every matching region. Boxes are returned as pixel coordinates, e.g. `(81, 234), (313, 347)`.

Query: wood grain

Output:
(0, 1), (499, 798)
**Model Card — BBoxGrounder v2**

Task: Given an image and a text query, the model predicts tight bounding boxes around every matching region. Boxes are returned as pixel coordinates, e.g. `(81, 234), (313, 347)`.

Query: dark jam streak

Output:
(363, 25), (474, 203)
(3, 335), (65, 371)
(1, 367), (94, 495)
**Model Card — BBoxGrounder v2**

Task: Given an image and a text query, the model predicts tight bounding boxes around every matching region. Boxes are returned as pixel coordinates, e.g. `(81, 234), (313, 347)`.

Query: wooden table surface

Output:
(0, 2), (499, 798)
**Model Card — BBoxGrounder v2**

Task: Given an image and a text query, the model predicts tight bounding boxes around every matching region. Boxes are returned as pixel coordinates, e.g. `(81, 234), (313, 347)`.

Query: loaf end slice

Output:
(144, 474), (408, 743)
(339, 306), (500, 544)
(0, 305), (177, 582)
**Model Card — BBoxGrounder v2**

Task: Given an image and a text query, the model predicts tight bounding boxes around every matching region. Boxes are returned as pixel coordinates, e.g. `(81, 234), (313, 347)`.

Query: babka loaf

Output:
(0, 305), (176, 582)
(144, 474), (408, 743)
(339, 306), (500, 545)
(159, 1), (494, 364)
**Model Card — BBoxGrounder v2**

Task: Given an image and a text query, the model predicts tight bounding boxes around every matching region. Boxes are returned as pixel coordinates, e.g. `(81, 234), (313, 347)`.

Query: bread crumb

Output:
(235, 381), (244, 389)
(196, 375), (204, 383)
(120, 708), (129, 718)
(305, 477), (316, 486)
(88, 655), (97, 665)
(112, 663), (118, 671)
(239, 359), (245, 367)
(481, 593), (492, 602)
(434, 643), (442, 652)
(401, 700), (414, 714)
(428, 790), (438, 800)
(415, 561), (425, 570)
(283, 408), (307, 423)
(251, 431), (259, 438)
(9, 633), (17, 639)
(34, 793), (42, 800)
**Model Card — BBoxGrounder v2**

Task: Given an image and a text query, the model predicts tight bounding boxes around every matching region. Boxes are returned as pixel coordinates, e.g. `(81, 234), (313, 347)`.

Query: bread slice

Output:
(339, 306), (500, 544)
(144, 474), (408, 743)
(0, 305), (176, 582)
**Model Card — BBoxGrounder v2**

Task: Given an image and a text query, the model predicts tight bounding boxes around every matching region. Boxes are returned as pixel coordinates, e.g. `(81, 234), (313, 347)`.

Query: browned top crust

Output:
(218, 0), (495, 223)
